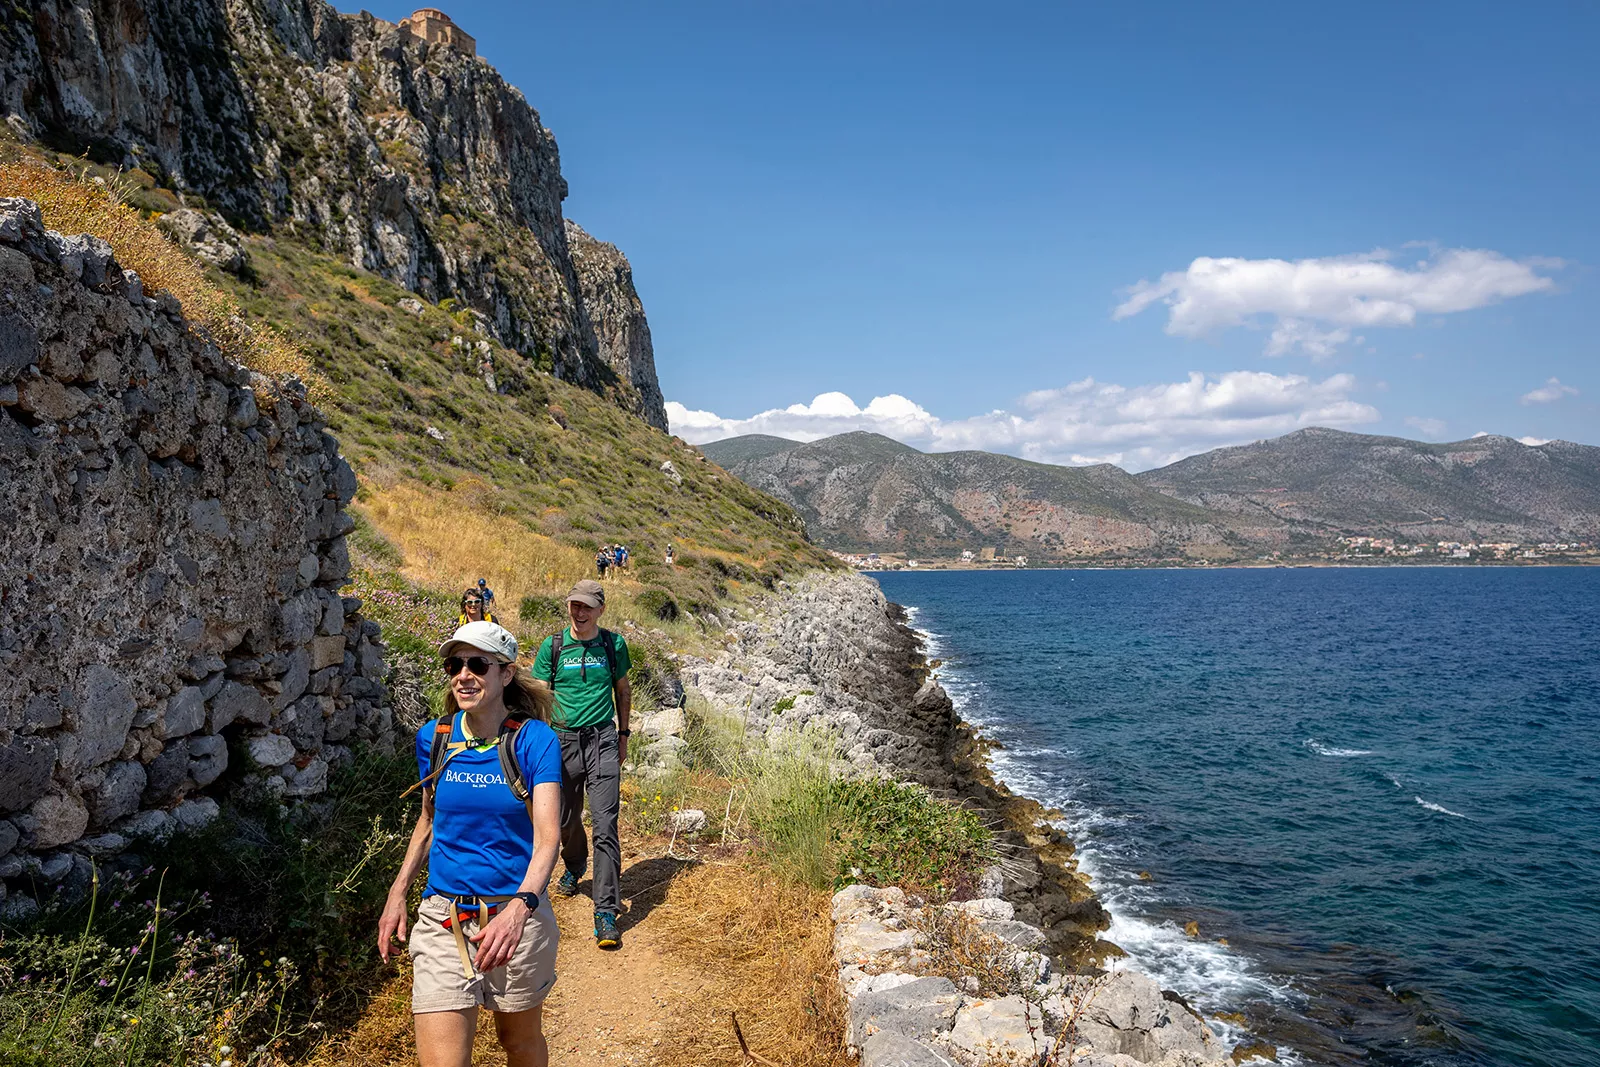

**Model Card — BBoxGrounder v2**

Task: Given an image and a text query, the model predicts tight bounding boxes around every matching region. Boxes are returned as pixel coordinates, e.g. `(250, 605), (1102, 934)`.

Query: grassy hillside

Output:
(215, 234), (833, 617)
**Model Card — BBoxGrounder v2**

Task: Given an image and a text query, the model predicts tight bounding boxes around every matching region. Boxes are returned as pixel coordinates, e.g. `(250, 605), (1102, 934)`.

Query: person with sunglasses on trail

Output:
(378, 621), (563, 1067)
(457, 588), (497, 626)
(532, 579), (632, 949)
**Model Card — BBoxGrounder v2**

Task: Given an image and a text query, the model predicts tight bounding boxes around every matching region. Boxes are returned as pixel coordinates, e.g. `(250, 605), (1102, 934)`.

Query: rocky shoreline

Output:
(677, 570), (1253, 1065)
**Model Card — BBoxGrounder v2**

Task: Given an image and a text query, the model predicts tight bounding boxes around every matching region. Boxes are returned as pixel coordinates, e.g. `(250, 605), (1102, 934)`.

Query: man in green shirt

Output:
(532, 579), (632, 948)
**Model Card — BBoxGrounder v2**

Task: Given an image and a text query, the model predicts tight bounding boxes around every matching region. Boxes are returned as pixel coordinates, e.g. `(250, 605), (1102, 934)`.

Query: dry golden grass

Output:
(0, 159), (326, 402)
(357, 478), (598, 624)
(648, 857), (853, 1067)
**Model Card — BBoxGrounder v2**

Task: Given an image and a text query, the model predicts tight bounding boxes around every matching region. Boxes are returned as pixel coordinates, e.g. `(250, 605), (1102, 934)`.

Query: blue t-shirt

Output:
(415, 714), (563, 898)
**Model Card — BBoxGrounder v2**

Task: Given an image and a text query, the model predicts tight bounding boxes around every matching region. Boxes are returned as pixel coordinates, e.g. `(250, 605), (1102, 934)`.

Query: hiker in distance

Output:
(458, 587), (497, 626)
(533, 579), (632, 949)
(378, 621), (564, 1067)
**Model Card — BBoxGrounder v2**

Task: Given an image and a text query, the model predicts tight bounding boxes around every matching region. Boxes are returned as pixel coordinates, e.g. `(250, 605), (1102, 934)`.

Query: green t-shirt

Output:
(533, 628), (631, 729)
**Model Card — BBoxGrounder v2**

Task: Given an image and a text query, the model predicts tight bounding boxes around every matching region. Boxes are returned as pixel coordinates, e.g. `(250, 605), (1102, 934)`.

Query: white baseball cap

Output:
(439, 620), (518, 661)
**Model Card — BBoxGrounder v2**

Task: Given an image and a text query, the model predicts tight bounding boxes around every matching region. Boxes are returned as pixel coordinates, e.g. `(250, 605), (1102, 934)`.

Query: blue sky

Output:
(373, 1), (1596, 469)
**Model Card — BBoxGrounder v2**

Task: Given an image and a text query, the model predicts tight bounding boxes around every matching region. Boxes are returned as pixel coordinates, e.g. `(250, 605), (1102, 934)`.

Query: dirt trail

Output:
(535, 846), (709, 1066)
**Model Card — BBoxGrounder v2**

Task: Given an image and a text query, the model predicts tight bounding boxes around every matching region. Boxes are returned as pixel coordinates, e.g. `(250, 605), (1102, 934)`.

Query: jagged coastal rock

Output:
(2, 0), (664, 422)
(0, 200), (389, 912)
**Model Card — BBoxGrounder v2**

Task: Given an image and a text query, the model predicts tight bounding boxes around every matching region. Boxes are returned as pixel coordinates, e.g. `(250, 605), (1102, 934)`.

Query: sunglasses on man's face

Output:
(444, 655), (498, 677)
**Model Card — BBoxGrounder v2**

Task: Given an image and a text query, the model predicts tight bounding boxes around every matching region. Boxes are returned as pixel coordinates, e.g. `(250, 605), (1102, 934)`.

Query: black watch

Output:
(513, 891), (539, 910)
(618, 728), (631, 737)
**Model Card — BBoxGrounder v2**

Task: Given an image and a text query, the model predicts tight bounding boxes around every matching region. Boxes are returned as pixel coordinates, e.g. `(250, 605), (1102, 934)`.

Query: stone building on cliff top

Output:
(398, 8), (477, 55)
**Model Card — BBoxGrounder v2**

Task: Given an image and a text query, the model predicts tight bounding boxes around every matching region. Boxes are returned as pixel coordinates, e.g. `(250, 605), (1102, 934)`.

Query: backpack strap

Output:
(399, 714), (458, 800)
(547, 631), (564, 686)
(497, 716), (531, 802)
(598, 628), (620, 689)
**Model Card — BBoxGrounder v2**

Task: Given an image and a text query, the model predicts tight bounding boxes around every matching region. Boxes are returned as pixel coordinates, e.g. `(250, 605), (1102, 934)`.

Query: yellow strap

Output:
(443, 895), (519, 979)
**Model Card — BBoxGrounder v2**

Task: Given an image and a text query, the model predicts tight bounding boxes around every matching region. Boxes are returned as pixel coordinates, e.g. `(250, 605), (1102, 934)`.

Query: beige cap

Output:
(439, 620), (518, 661)
(566, 578), (606, 607)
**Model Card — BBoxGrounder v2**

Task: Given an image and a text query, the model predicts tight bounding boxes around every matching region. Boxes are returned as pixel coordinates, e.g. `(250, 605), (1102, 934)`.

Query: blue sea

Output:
(871, 567), (1600, 1067)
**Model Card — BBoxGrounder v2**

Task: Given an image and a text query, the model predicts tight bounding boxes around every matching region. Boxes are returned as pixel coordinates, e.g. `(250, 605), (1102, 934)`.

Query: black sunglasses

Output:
(443, 655), (498, 677)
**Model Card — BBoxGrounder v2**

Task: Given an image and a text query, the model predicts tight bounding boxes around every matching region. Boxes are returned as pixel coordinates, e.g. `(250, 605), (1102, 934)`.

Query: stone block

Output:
(279, 589), (322, 646)
(946, 898), (1014, 922)
(834, 915), (919, 969)
(323, 699), (358, 742)
(283, 758), (328, 797)
(68, 664), (138, 771)
(665, 808), (706, 834)
(30, 792), (89, 848)
(947, 996), (1045, 1066)
(161, 686), (206, 738)
(120, 808), (174, 842)
(850, 976), (963, 1047)
(1071, 970), (1220, 1063)
(17, 379), (89, 420)
(22, 691), (62, 730)
(85, 761), (146, 827)
(0, 735), (57, 812)
(142, 739), (191, 805)
(978, 919), (1048, 951)
(0, 819), (18, 857)
(859, 1031), (960, 1067)
(247, 734), (297, 769)
(209, 681), (270, 731)
(639, 708), (686, 740)
(312, 634), (346, 670)
(283, 694), (328, 751)
(172, 797), (220, 832)
(188, 734), (228, 786)
(275, 647), (312, 709)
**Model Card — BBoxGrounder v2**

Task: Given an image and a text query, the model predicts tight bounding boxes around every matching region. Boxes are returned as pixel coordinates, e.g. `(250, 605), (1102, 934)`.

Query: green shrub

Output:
(771, 695), (797, 714)
(635, 588), (679, 622)
(759, 776), (992, 896)
(518, 593), (566, 631)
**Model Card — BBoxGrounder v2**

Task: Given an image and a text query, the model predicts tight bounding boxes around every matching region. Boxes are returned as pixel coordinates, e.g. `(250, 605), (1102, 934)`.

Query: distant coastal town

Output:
(835, 537), (1599, 571)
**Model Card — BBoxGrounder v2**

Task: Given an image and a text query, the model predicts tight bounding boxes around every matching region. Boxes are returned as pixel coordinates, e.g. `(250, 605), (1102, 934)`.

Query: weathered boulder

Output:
(29, 793), (89, 849)
(859, 1030), (961, 1067)
(0, 736), (57, 812)
(188, 735), (228, 787)
(247, 734), (297, 770)
(1068, 970), (1222, 1064)
(849, 976), (963, 1047)
(947, 995), (1046, 1066)
(665, 808), (707, 834)
(84, 761), (147, 827)
(161, 687), (207, 738)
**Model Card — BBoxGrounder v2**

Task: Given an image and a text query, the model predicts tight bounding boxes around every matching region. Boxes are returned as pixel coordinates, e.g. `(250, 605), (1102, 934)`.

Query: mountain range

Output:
(701, 428), (1600, 559)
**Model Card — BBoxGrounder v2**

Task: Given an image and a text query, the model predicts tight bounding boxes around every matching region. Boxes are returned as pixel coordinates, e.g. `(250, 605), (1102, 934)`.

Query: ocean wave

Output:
(1414, 796), (1469, 818)
(1304, 738), (1373, 757)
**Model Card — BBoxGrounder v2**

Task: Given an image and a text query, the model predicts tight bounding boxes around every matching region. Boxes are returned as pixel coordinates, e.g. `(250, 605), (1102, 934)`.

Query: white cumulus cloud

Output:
(1114, 247), (1560, 359)
(1519, 377), (1578, 405)
(669, 370), (1380, 472)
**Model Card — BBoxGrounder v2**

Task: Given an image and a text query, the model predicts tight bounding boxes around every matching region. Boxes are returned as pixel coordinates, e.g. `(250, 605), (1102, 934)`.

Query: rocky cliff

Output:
(565, 220), (667, 430)
(0, 199), (389, 912)
(1, 0), (664, 422)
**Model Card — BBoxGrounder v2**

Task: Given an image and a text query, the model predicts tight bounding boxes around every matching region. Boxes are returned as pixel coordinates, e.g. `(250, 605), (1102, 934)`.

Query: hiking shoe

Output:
(595, 912), (621, 949)
(556, 868), (584, 897)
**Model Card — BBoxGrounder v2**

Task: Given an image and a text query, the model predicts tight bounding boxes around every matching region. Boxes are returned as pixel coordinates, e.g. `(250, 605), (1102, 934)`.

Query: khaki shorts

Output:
(409, 894), (560, 1014)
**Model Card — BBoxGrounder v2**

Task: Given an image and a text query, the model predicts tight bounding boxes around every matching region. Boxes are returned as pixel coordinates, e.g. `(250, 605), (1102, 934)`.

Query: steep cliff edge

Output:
(0, 199), (388, 910)
(566, 220), (668, 430)
(1, 0), (663, 421)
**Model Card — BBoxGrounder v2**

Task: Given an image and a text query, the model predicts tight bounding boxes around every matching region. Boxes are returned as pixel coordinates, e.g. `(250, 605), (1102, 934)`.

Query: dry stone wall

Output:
(0, 199), (390, 913)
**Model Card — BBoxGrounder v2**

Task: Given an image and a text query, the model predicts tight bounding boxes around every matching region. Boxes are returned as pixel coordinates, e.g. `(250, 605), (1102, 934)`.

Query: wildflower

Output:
(219, 1045), (232, 1055)
(128, 1016), (141, 1027)
(277, 956), (290, 966)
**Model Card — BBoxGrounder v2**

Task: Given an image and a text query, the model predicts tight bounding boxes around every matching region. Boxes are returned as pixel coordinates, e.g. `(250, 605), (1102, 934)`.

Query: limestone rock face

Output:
(564, 221), (667, 430)
(0, 202), (389, 901)
(1, 0), (663, 414)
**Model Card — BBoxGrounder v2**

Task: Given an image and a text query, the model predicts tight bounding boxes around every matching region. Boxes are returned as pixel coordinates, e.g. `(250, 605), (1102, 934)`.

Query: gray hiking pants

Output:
(555, 723), (621, 917)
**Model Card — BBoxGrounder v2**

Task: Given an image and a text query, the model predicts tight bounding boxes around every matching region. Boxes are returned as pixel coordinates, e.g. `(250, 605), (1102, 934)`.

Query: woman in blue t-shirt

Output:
(378, 621), (564, 1067)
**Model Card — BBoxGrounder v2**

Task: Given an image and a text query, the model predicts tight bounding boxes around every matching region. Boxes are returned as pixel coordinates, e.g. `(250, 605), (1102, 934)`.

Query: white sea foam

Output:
(1304, 738), (1373, 757)
(1414, 796), (1468, 818)
(902, 615), (1306, 1055)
